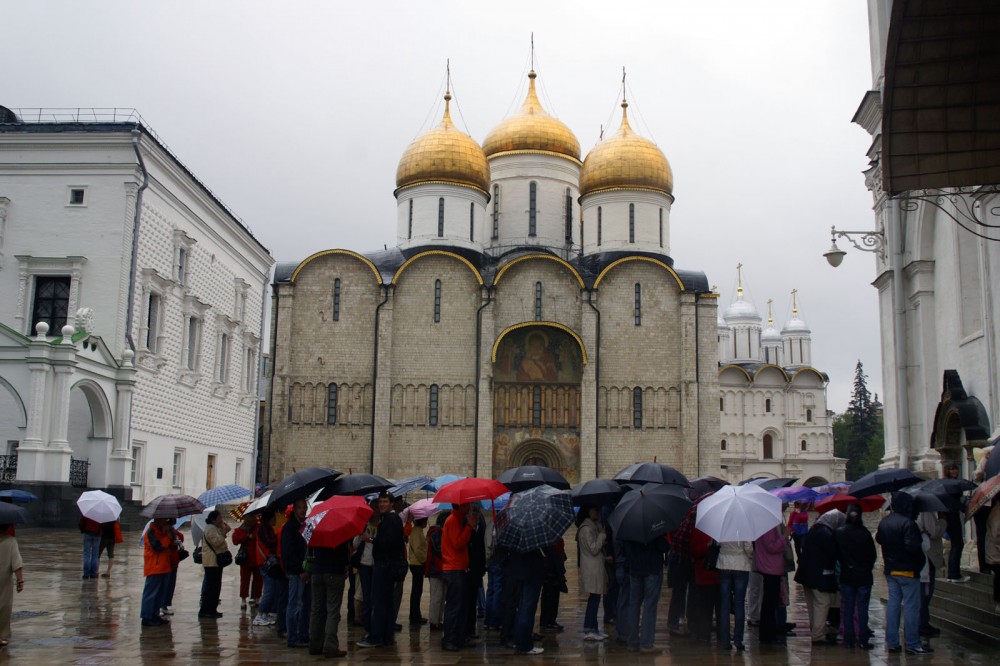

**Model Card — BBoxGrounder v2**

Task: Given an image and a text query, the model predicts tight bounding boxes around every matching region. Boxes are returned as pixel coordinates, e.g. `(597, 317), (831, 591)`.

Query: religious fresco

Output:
(494, 326), (583, 384)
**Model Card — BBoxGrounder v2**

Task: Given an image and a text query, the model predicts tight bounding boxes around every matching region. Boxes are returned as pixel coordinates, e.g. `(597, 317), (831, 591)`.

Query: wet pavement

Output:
(4, 527), (998, 664)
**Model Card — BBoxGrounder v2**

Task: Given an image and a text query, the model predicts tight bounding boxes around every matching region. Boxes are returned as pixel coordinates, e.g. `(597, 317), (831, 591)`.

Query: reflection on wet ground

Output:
(5, 528), (997, 664)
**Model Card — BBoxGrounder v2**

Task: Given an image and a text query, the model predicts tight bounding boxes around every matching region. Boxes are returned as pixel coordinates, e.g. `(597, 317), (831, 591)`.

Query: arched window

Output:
(332, 278), (341, 321)
(470, 202), (475, 241)
(633, 387), (643, 428)
(629, 203), (635, 243)
(597, 206), (603, 246)
(721, 439), (727, 451)
(492, 185), (500, 239)
(634, 283), (642, 326)
(429, 384), (439, 426)
(801, 439), (807, 451)
(437, 198), (445, 237)
(659, 207), (663, 247)
(532, 386), (542, 427)
(765, 398), (772, 413)
(529, 182), (537, 236)
(433, 279), (441, 323)
(327, 384), (338, 425)
(720, 397), (724, 412)
(806, 408), (812, 422)
(565, 188), (573, 241)
(534, 282), (543, 321)
(763, 434), (774, 459)
(408, 199), (413, 239)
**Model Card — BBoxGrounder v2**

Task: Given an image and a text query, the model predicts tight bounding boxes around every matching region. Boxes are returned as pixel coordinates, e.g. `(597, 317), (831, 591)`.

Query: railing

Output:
(0, 455), (16, 484)
(69, 458), (90, 489)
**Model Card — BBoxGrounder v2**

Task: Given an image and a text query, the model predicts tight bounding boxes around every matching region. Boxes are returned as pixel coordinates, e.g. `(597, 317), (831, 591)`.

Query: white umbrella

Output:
(190, 508), (214, 547)
(695, 485), (783, 542)
(76, 490), (122, 523)
(244, 489), (272, 516)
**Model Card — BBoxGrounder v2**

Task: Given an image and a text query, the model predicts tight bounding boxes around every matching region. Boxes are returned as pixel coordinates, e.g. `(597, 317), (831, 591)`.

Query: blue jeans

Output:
(140, 573), (168, 621)
(83, 533), (101, 577)
(840, 583), (872, 646)
(485, 563), (504, 627)
(885, 574), (921, 650)
(286, 574), (310, 645)
(258, 568), (276, 614)
(627, 571), (662, 649)
(513, 576), (543, 652)
(719, 570), (749, 645)
(584, 593), (601, 632)
(615, 566), (630, 641)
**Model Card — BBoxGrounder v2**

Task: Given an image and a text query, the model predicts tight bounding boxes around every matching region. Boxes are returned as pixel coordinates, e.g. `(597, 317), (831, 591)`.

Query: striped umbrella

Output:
(140, 494), (206, 519)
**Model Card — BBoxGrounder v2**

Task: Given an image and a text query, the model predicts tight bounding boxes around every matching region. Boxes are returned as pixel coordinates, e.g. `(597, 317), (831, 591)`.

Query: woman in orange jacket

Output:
(141, 518), (176, 626)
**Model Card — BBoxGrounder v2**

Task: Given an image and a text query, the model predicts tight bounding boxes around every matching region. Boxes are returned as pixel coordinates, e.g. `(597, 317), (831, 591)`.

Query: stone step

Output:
(930, 589), (998, 618)
(933, 580), (994, 607)
(928, 604), (1000, 648)
(965, 570), (994, 587)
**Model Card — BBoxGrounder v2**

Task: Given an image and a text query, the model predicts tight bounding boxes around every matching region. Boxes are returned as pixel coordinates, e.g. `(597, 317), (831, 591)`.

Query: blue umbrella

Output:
(423, 474), (465, 492)
(389, 475), (434, 498)
(197, 484), (251, 508)
(0, 489), (38, 503)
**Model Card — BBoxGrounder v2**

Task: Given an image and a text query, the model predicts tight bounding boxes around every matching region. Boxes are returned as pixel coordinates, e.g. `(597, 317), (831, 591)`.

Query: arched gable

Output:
(393, 250), (484, 286)
(493, 254), (585, 288)
(753, 365), (790, 386)
(593, 255), (685, 291)
(492, 321), (587, 366)
(719, 364), (752, 384)
(790, 367), (826, 387)
(70, 378), (114, 439)
(0, 376), (27, 429)
(291, 249), (383, 285)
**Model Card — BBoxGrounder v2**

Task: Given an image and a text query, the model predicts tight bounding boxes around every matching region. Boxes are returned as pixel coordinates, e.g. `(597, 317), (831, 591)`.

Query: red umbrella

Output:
(433, 477), (508, 505)
(303, 496), (373, 549)
(966, 475), (1000, 518)
(814, 494), (886, 515)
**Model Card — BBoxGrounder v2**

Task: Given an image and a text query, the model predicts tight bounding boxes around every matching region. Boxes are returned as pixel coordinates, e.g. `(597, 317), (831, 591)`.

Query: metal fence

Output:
(0, 455), (16, 484)
(69, 458), (89, 489)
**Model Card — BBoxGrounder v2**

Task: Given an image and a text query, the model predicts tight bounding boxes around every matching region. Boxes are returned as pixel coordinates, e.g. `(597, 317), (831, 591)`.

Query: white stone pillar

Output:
(475, 290), (495, 479)
(578, 291), (598, 480)
(107, 349), (137, 490)
(371, 286), (393, 477)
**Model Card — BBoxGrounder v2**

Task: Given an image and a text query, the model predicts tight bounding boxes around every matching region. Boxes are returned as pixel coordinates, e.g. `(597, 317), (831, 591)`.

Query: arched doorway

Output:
(68, 380), (114, 488)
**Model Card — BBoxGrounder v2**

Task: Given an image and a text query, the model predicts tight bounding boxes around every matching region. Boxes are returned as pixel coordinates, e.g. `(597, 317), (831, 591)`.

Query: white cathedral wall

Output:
(580, 189), (672, 256)
(395, 183), (489, 252)
(486, 153), (580, 250)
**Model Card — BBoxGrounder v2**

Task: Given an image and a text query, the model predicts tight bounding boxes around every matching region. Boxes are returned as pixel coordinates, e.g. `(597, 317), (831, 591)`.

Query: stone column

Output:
(474, 289), (495, 479)
(371, 286), (394, 477)
(107, 349), (137, 492)
(578, 290), (598, 480)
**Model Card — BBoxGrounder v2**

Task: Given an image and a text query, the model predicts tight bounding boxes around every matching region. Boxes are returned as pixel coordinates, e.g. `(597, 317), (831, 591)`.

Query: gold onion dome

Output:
(396, 91), (490, 195)
(482, 71), (581, 161)
(579, 100), (673, 197)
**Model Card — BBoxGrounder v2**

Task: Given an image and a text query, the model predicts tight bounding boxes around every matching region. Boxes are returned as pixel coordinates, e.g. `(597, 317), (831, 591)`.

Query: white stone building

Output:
(0, 108), (273, 511)
(853, 1), (999, 474)
(717, 273), (845, 484)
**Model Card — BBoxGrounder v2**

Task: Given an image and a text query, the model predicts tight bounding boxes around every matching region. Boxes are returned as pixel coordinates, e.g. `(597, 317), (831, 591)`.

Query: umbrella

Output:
(0, 490), (38, 503)
(771, 486), (819, 504)
(608, 483), (693, 543)
(433, 477), (508, 505)
(0, 503), (29, 525)
(303, 495), (373, 549)
(570, 479), (625, 506)
(244, 489), (273, 515)
(695, 485), (783, 542)
(76, 490), (123, 523)
(688, 476), (730, 500)
(400, 498), (440, 521)
(613, 462), (691, 488)
(812, 482), (851, 495)
(749, 478), (798, 491)
(498, 465), (570, 493)
(140, 494), (206, 519)
(424, 474), (465, 491)
(905, 490), (955, 513)
(317, 473), (392, 500)
(986, 443), (999, 480)
(389, 475), (434, 498)
(197, 484), (251, 508)
(967, 475), (1000, 517)
(495, 485), (574, 552)
(814, 494), (886, 515)
(901, 480), (968, 512)
(190, 508), (215, 547)
(849, 468), (922, 498)
(269, 467), (341, 509)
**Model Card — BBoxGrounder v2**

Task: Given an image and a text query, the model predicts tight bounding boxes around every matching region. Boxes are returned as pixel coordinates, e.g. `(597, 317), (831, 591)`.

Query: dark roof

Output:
(719, 361), (830, 382)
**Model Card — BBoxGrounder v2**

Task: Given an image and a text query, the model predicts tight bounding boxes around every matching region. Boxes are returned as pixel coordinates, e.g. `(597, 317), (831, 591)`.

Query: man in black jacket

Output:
(280, 499), (311, 648)
(875, 492), (931, 655)
(794, 510), (844, 645)
(358, 491), (405, 649)
(834, 504), (877, 649)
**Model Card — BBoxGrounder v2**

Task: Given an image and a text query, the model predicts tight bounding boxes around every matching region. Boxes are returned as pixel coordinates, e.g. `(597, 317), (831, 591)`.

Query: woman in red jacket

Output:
(689, 527), (721, 643)
(232, 513), (262, 611)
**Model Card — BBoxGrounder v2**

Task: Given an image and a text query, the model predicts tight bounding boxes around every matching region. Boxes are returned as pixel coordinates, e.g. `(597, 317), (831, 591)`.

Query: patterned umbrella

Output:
(389, 475), (435, 498)
(140, 494), (206, 519)
(967, 475), (1000, 517)
(303, 495), (373, 549)
(498, 466), (570, 493)
(76, 490), (123, 523)
(771, 486), (819, 504)
(197, 484), (251, 508)
(613, 462), (691, 488)
(495, 485), (574, 552)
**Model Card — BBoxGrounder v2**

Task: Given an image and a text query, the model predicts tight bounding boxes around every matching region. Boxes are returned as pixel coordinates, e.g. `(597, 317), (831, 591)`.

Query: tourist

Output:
(876, 492), (931, 654)
(425, 511), (447, 630)
(308, 538), (350, 658)
(252, 510), (280, 627)
(198, 510), (231, 619)
(717, 539), (753, 650)
(483, 514), (504, 631)
(78, 515), (102, 580)
(787, 501), (810, 561)
(232, 512), (262, 611)
(576, 506), (608, 641)
(600, 504), (618, 628)
(0, 525), (23, 647)
(161, 525), (184, 618)
(391, 496), (408, 629)
(795, 509), (844, 645)
(834, 503), (876, 649)
(539, 538), (566, 632)
(352, 510), (378, 634)
(508, 544), (545, 655)
(689, 527), (720, 644)
(359, 491), (405, 649)
(466, 505), (487, 642)
(916, 509), (946, 637)
(623, 535), (667, 653)
(405, 516), (428, 626)
(281, 499), (311, 648)
(439, 501), (476, 651)
(754, 524), (787, 645)
(140, 517), (176, 627)
(612, 529), (630, 643)
(98, 520), (120, 578)
(942, 463), (968, 582)
(986, 500), (1000, 613)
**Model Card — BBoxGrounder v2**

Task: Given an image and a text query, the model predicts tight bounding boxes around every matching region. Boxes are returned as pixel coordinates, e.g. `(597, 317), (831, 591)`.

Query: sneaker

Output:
(252, 615), (270, 626)
(584, 632), (602, 641)
(906, 645), (934, 654)
(597, 632), (609, 639)
(160, 607), (174, 616)
(267, 613), (278, 623)
(516, 647), (544, 655)
(946, 576), (971, 583)
(356, 639), (382, 648)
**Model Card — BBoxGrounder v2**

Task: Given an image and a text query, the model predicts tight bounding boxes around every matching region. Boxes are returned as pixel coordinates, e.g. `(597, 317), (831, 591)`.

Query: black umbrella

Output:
(317, 473), (392, 500)
(739, 477), (797, 491)
(848, 468), (922, 498)
(0, 502), (30, 525)
(903, 488), (958, 513)
(908, 478), (976, 497)
(570, 478), (624, 506)
(498, 466), (570, 493)
(608, 483), (693, 543)
(688, 476), (730, 500)
(985, 447), (999, 480)
(269, 467), (341, 509)
(613, 462), (691, 488)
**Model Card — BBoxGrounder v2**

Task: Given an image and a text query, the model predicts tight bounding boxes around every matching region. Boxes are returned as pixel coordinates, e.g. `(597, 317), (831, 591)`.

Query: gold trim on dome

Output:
(483, 71), (581, 161)
(393, 249), (484, 286)
(493, 254), (585, 288)
(291, 249), (383, 285)
(487, 149), (583, 166)
(719, 364), (753, 382)
(699, 292), (721, 300)
(396, 91), (490, 195)
(593, 256), (684, 291)
(579, 185), (674, 200)
(491, 321), (587, 365)
(791, 367), (826, 384)
(393, 179), (491, 198)
(579, 100), (673, 197)
(753, 364), (790, 382)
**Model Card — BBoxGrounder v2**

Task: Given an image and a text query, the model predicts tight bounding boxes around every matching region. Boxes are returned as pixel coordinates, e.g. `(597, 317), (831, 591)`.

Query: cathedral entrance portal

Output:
(491, 324), (583, 483)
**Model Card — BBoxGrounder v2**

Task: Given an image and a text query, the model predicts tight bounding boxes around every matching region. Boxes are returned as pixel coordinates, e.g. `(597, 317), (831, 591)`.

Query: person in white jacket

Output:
(576, 507), (609, 641)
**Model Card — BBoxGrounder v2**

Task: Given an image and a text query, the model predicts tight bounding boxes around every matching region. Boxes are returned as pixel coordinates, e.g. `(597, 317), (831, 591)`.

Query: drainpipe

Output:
(370, 286), (390, 474)
(695, 292), (702, 475)
(586, 290), (601, 476)
(889, 200), (910, 469)
(125, 128), (149, 353)
(473, 286), (494, 476)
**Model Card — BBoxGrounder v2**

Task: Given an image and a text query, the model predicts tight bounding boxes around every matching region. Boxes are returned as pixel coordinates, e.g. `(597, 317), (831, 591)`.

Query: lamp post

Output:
(822, 225), (885, 266)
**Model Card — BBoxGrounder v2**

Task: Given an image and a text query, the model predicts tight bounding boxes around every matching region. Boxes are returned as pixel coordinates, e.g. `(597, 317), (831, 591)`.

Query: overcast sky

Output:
(4, 1), (883, 412)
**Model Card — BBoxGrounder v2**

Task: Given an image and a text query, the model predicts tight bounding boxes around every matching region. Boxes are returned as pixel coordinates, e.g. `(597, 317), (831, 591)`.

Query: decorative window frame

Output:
(0, 197), (9, 269)
(130, 441), (145, 486)
(233, 278), (249, 324)
(171, 448), (185, 488)
(14, 255), (87, 336)
(172, 229), (196, 288)
(239, 330), (260, 407)
(136, 268), (172, 373)
(179, 294), (209, 387)
(66, 185), (88, 208)
(212, 313), (237, 398)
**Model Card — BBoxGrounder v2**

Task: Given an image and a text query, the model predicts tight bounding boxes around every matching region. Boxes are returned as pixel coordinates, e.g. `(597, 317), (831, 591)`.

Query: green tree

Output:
(835, 361), (882, 480)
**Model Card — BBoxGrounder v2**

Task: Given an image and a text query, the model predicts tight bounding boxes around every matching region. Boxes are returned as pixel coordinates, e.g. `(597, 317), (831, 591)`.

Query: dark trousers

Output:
(369, 562), (396, 645)
(690, 583), (719, 642)
(346, 568), (357, 624)
(409, 564), (425, 622)
(442, 570), (468, 648)
(974, 508), (989, 573)
(358, 565), (373, 632)
(514, 577), (543, 652)
(500, 574), (522, 645)
(667, 557), (691, 628)
(945, 511), (965, 580)
(539, 578), (561, 626)
(920, 564), (936, 631)
(464, 574), (483, 636)
(603, 563), (618, 623)
(274, 576), (288, 636)
(759, 573), (782, 643)
(309, 573), (345, 655)
(200, 567), (223, 615)
(615, 565), (630, 641)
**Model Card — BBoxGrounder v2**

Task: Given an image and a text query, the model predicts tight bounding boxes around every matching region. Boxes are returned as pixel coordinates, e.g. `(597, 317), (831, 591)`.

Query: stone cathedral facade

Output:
(262, 70), (720, 484)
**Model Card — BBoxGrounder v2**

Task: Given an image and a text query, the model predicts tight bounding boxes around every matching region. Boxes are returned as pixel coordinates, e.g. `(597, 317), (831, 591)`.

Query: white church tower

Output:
(781, 290), (812, 368)
(722, 265), (762, 362)
(761, 299), (783, 366)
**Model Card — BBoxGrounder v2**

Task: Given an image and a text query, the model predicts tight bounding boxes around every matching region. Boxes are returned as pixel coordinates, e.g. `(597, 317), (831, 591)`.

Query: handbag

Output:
(703, 540), (721, 571)
(262, 553), (283, 578)
(234, 544), (249, 567)
(177, 547), (190, 562)
(216, 550), (233, 568)
(193, 546), (203, 564)
(783, 539), (797, 573)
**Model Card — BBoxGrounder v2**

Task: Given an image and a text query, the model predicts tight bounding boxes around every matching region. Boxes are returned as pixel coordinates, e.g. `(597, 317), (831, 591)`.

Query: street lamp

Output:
(823, 225), (885, 267)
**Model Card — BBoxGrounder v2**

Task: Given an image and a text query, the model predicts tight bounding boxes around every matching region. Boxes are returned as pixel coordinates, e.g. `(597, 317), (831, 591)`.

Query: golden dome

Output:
(579, 101), (673, 197)
(482, 71), (581, 162)
(395, 92), (490, 196)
